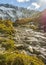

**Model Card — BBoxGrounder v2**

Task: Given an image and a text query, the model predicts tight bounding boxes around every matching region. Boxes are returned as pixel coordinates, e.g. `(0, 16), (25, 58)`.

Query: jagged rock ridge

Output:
(0, 4), (39, 21)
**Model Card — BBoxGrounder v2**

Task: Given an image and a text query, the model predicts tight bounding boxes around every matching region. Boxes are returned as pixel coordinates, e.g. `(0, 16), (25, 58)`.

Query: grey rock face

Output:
(0, 4), (39, 21)
(14, 27), (46, 63)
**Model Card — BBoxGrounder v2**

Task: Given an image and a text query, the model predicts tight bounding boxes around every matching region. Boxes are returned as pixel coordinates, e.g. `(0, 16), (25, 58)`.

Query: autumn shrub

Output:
(15, 18), (32, 25)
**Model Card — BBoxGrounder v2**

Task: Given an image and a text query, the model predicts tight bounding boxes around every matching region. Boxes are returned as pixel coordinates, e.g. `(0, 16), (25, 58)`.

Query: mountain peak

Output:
(0, 4), (39, 21)
(0, 4), (16, 8)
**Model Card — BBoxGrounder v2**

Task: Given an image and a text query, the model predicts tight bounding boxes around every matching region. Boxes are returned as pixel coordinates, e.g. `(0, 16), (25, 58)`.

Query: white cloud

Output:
(39, 0), (46, 6)
(35, 0), (46, 10)
(32, 3), (40, 9)
(17, 0), (30, 2)
(27, 2), (40, 10)
(17, 0), (46, 10)
(37, 0), (46, 6)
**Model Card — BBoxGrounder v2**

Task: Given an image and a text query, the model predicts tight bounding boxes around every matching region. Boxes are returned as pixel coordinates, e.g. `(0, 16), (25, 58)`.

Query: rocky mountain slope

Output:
(0, 4), (39, 21)
(0, 19), (45, 65)
(0, 4), (46, 65)
(14, 26), (46, 64)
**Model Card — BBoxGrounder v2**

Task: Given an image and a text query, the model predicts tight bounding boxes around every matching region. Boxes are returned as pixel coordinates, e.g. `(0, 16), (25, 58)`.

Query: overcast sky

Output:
(0, 0), (46, 11)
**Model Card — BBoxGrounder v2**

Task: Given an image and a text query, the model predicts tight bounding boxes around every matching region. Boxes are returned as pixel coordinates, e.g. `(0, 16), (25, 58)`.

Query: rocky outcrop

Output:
(14, 27), (46, 64)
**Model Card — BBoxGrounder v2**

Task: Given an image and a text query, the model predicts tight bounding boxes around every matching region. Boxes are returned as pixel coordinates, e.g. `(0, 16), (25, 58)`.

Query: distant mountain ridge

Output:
(0, 4), (39, 21)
